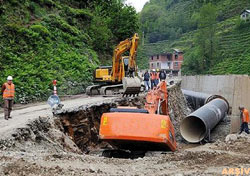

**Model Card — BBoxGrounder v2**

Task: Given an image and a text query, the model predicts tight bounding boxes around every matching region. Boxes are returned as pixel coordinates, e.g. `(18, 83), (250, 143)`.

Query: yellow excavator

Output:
(86, 33), (141, 96)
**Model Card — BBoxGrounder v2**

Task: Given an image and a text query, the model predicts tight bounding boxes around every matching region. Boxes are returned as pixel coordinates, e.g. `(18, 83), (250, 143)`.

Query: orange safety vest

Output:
(242, 109), (249, 123)
(150, 72), (156, 80)
(3, 83), (15, 99)
(156, 72), (160, 79)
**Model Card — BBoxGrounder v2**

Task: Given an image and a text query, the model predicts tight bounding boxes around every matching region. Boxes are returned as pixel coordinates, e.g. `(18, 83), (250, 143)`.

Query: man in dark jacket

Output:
(143, 70), (150, 91)
(159, 70), (167, 81)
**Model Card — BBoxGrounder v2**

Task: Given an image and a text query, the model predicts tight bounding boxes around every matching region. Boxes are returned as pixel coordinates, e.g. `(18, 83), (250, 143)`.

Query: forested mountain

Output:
(0, 0), (138, 102)
(138, 0), (250, 75)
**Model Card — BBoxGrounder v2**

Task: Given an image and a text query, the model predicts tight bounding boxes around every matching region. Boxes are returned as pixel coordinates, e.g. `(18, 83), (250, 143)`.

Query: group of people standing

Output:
(143, 69), (167, 91)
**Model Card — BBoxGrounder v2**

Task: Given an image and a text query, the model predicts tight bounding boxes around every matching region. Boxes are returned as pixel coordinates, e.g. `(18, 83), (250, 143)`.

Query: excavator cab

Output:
(123, 57), (129, 76)
(93, 57), (130, 82)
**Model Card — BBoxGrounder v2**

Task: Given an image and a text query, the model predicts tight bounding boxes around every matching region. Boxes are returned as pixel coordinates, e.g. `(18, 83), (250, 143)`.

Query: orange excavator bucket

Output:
(99, 112), (177, 152)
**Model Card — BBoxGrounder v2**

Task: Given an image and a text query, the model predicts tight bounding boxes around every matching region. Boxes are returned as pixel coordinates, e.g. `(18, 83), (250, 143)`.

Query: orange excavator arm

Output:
(144, 81), (169, 115)
(111, 33), (139, 82)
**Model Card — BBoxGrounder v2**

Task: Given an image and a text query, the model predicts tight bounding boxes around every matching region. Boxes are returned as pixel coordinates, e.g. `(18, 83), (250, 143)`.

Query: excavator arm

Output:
(128, 33), (139, 77)
(111, 33), (139, 82)
(144, 81), (169, 115)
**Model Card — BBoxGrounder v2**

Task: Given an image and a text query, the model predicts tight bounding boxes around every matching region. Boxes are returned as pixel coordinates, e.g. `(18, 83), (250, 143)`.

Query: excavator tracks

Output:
(100, 84), (123, 95)
(86, 84), (123, 96)
(86, 85), (101, 95)
(86, 83), (141, 97)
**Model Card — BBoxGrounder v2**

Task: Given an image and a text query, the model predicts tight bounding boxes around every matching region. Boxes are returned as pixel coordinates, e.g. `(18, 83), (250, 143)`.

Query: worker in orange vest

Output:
(1, 76), (15, 120)
(150, 69), (156, 89)
(155, 69), (160, 85)
(239, 106), (249, 134)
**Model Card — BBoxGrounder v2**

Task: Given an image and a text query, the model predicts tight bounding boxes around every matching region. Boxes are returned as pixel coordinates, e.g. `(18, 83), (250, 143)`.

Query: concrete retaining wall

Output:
(181, 75), (250, 133)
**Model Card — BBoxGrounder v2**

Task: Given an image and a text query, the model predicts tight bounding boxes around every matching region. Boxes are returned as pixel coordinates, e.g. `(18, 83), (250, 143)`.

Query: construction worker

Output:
(155, 69), (160, 85)
(159, 70), (167, 81)
(239, 106), (249, 134)
(143, 70), (150, 91)
(1, 76), (15, 120)
(150, 69), (156, 89)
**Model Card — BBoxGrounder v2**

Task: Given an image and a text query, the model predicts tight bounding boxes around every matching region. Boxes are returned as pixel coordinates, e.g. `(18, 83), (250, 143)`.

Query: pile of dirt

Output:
(168, 81), (190, 140)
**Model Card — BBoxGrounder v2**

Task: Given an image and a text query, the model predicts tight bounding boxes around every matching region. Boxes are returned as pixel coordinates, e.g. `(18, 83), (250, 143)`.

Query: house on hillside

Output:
(240, 9), (250, 20)
(149, 49), (183, 75)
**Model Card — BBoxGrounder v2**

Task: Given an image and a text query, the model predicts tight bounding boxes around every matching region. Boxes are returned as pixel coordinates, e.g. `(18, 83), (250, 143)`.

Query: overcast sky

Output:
(125, 0), (149, 12)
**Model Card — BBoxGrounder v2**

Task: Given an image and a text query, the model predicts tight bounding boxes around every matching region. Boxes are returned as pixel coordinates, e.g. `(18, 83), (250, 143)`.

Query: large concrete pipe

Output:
(180, 98), (229, 143)
(182, 89), (229, 111)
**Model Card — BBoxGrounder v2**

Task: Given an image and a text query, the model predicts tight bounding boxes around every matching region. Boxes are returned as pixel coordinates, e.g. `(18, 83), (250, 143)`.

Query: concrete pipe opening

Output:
(180, 116), (206, 143)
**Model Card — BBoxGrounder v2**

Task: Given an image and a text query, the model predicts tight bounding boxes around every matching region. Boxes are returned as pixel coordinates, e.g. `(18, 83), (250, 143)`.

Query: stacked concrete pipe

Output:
(181, 90), (229, 143)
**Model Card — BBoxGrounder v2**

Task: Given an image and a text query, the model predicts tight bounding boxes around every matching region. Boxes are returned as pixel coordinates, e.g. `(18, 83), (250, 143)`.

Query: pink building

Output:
(149, 49), (183, 75)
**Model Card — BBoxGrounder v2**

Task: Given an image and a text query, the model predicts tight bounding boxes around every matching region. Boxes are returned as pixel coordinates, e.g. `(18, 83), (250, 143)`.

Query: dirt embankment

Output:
(167, 81), (190, 140)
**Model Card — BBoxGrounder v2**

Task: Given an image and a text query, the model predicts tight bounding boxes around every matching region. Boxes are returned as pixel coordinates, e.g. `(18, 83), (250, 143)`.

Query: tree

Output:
(93, 0), (139, 42)
(195, 3), (218, 72)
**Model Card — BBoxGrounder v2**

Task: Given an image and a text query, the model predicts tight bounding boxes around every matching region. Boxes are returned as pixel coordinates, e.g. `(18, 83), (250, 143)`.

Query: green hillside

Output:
(0, 0), (138, 103)
(138, 0), (250, 75)
(211, 22), (250, 74)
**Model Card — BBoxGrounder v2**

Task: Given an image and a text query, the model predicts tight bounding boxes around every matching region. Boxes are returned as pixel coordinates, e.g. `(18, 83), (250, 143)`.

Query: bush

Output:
(30, 24), (50, 37)
(236, 17), (250, 29)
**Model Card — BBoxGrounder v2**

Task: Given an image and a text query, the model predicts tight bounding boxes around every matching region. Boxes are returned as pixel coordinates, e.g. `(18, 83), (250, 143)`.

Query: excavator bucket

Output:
(122, 77), (141, 96)
(99, 112), (177, 152)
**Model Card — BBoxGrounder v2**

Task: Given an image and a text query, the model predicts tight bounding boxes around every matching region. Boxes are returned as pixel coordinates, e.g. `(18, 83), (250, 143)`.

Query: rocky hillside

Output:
(0, 0), (139, 103)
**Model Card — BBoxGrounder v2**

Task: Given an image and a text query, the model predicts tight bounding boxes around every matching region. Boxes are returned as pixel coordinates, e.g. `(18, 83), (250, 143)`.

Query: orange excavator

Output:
(99, 81), (177, 155)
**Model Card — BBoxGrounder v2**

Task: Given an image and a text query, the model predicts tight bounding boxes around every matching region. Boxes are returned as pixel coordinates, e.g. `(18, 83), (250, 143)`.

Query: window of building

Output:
(175, 54), (178, 59)
(175, 62), (178, 67)
(157, 62), (160, 68)
(167, 53), (172, 60)
(151, 63), (154, 68)
(157, 55), (159, 59)
(151, 56), (153, 60)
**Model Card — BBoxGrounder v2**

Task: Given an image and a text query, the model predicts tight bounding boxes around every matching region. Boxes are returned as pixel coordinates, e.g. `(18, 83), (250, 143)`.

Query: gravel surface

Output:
(0, 85), (248, 175)
(0, 133), (250, 176)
